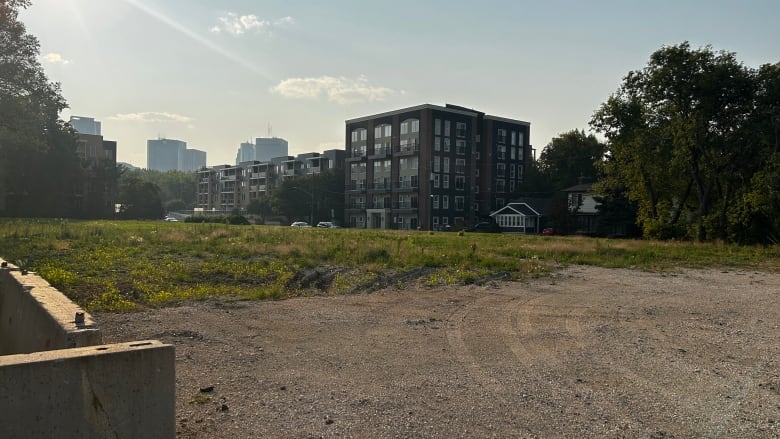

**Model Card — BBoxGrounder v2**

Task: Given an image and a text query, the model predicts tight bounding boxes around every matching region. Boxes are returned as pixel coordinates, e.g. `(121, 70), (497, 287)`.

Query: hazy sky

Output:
(21, 0), (780, 167)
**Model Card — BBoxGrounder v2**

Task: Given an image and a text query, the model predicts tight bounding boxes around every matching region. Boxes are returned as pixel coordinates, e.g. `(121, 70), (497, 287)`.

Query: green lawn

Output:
(1, 219), (777, 311)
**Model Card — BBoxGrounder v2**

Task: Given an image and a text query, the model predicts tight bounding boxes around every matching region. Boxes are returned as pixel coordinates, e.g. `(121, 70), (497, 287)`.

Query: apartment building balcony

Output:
(250, 171), (267, 178)
(347, 183), (367, 192)
(220, 175), (238, 181)
(367, 182), (392, 192)
(394, 143), (419, 155)
(394, 181), (419, 191)
(392, 201), (418, 210)
(346, 202), (366, 211)
(369, 145), (392, 158)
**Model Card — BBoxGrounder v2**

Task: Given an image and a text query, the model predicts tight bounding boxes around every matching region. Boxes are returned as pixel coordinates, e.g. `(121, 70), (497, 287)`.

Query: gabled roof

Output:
(562, 183), (594, 193)
(490, 202), (541, 217)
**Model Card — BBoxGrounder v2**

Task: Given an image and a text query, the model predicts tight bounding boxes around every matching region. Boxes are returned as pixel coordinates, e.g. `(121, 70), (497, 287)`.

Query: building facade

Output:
(147, 138), (186, 171)
(344, 104), (531, 230)
(255, 137), (288, 161)
(196, 149), (344, 213)
(181, 149), (207, 172)
(69, 116), (101, 135)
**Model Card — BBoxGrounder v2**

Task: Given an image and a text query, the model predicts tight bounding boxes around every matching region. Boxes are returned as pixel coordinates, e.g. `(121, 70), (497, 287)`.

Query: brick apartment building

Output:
(344, 104), (532, 230)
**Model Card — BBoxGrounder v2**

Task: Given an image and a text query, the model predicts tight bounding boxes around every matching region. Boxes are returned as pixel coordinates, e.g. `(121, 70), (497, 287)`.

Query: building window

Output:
(456, 122), (466, 138)
(495, 198), (505, 211)
(444, 120), (451, 136)
(432, 195), (440, 209)
(434, 137), (441, 151)
(518, 132), (524, 146)
(442, 216), (449, 225)
(511, 147), (516, 160)
(400, 122), (408, 135)
(497, 145), (506, 160)
(475, 169), (480, 177)
(443, 157), (450, 173)
(455, 158), (465, 174)
(435, 119), (441, 135)
(509, 164), (516, 179)
(455, 196), (465, 211)
(496, 179), (505, 193)
(497, 128), (507, 144)
(444, 138), (451, 152)
(433, 174), (440, 188)
(433, 156), (440, 172)
(412, 119), (419, 133)
(456, 140), (466, 155)
(474, 185), (479, 193)
(443, 174), (450, 189)
(496, 163), (505, 177)
(455, 176), (465, 190)
(433, 216), (439, 225)
(511, 131), (517, 146)
(509, 180), (516, 193)
(442, 195), (449, 209)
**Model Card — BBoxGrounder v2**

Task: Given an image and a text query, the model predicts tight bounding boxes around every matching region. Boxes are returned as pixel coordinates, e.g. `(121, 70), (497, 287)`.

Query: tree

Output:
(591, 42), (777, 242)
(119, 168), (196, 210)
(117, 176), (164, 219)
(246, 197), (273, 224)
(537, 129), (606, 191)
(0, 0), (83, 217)
(271, 170), (345, 224)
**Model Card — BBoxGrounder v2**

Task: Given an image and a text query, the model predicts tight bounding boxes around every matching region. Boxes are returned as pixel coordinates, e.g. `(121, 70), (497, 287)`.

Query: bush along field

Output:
(0, 219), (778, 312)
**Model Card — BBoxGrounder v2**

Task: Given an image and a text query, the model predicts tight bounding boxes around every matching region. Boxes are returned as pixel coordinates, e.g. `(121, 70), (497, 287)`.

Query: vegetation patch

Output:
(0, 219), (777, 312)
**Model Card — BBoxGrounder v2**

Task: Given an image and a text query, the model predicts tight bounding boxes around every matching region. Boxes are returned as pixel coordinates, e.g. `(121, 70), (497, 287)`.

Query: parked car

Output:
(164, 216), (179, 222)
(542, 227), (556, 236)
(316, 221), (339, 228)
(464, 222), (501, 233)
(291, 221), (311, 227)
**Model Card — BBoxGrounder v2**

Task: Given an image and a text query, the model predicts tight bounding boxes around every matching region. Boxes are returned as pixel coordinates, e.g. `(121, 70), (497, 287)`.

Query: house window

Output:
(496, 179), (505, 193)
(455, 176), (465, 190)
(432, 195), (440, 209)
(433, 156), (441, 172)
(509, 180), (516, 192)
(444, 138), (451, 152)
(442, 196), (449, 209)
(509, 164), (516, 179)
(496, 163), (505, 177)
(434, 119), (441, 135)
(497, 145), (506, 160)
(384, 125), (391, 137)
(412, 120), (419, 132)
(433, 174), (440, 188)
(455, 196), (465, 211)
(434, 137), (441, 151)
(442, 216), (449, 225)
(443, 157), (450, 173)
(444, 120), (451, 136)
(443, 174), (450, 189)
(518, 132), (524, 146)
(511, 147), (516, 160)
(433, 216), (439, 225)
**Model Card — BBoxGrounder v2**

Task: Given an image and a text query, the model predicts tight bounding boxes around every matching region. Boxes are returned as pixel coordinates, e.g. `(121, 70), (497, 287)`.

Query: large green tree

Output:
(537, 129), (606, 191)
(0, 0), (83, 217)
(591, 42), (779, 242)
(271, 170), (344, 225)
(118, 168), (196, 211)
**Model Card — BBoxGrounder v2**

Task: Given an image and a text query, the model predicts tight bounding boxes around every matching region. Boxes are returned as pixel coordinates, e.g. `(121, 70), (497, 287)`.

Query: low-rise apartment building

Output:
(196, 150), (345, 213)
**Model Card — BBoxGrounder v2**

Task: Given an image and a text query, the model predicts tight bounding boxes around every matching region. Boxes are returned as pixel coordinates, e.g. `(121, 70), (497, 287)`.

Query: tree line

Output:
(2, 1), (778, 241)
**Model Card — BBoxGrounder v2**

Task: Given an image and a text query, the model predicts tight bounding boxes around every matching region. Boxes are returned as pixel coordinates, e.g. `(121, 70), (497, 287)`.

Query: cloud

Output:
(108, 112), (192, 123)
(211, 13), (294, 36)
(270, 76), (395, 104)
(42, 52), (70, 64)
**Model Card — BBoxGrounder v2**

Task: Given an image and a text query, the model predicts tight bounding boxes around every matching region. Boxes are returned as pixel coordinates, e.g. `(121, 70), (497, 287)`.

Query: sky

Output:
(20, 0), (780, 168)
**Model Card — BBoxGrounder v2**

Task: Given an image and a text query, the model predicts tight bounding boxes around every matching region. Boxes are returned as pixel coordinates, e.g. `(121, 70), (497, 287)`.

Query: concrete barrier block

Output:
(0, 260), (101, 354)
(0, 340), (175, 439)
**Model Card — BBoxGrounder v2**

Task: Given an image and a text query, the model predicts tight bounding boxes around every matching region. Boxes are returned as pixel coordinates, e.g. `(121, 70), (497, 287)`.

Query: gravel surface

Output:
(96, 266), (780, 438)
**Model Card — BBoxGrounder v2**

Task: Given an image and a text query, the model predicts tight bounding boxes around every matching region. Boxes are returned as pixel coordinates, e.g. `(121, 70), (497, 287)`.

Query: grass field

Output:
(1, 219), (777, 311)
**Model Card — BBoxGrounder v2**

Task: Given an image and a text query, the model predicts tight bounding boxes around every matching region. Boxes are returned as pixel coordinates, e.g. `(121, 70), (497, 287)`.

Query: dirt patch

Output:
(95, 266), (780, 438)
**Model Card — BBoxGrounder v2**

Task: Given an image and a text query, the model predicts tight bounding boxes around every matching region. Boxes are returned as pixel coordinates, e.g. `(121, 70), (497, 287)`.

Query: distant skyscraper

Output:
(147, 138), (186, 171)
(236, 142), (256, 165)
(182, 149), (207, 171)
(69, 116), (101, 135)
(255, 137), (288, 161)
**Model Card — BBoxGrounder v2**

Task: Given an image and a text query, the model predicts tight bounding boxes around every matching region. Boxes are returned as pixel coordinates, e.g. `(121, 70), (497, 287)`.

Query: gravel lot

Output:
(96, 266), (780, 438)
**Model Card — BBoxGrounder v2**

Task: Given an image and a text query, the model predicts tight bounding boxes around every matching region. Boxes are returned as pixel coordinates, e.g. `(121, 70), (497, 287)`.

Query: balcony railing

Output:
(347, 202), (366, 210)
(369, 182), (392, 191)
(370, 145), (392, 157)
(394, 143), (419, 154)
(392, 201), (418, 209)
(395, 181), (419, 189)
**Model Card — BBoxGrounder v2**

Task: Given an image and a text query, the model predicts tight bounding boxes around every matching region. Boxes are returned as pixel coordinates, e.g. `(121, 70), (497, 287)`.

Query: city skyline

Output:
(21, 0), (780, 168)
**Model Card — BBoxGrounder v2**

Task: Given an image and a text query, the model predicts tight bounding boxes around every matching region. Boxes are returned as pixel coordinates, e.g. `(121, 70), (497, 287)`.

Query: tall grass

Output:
(0, 219), (777, 311)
